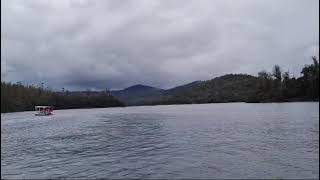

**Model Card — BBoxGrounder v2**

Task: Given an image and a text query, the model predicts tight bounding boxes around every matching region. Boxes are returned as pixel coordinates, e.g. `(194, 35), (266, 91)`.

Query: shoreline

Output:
(2, 100), (318, 114)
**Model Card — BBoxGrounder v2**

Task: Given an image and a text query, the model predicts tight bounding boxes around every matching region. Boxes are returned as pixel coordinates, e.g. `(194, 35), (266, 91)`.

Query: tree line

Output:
(150, 55), (319, 105)
(1, 83), (125, 113)
(248, 56), (319, 102)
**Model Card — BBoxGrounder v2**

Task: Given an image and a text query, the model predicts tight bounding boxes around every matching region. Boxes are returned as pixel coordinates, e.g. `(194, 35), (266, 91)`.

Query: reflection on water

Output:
(1, 102), (319, 179)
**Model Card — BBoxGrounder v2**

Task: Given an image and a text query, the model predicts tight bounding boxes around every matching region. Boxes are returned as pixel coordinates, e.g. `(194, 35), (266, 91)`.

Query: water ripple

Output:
(1, 102), (319, 179)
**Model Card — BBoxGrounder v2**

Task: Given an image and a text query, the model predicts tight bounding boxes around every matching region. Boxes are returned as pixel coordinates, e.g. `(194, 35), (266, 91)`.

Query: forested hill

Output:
(1, 83), (125, 113)
(110, 85), (164, 106)
(155, 57), (319, 105)
(112, 56), (319, 105)
(154, 74), (259, 105)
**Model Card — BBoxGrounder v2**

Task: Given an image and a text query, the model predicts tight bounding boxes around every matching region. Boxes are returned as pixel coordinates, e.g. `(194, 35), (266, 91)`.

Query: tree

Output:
(272, 65), (282, 81)
(281, 71), (291, 98)
(272, 65), (282, 95)
(258, 71), (270, 79)
(282, 71), (290, 82)
(257, 70), (272, 92)
(301, 55), (319, 99)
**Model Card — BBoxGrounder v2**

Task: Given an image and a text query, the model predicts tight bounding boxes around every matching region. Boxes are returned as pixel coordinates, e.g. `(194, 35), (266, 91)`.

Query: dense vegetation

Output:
(154, 56), (319, 104)
(1, 83), (125, 113)
(248, 56), (319, 102)
(154, 74), (260, 104)
(111, 56), (319, 106)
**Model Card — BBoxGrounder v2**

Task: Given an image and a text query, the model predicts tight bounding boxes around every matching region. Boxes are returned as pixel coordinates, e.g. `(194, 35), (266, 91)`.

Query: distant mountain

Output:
(156, 74), (260, 105)
(165, 81), (202, 95)
(122, 84), (162, 93)
(110, 74), (260, 106)
(111, 84), (165, 105)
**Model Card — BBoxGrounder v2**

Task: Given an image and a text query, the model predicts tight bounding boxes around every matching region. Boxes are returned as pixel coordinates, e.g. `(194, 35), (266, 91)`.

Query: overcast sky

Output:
(1, 0), (319, 90)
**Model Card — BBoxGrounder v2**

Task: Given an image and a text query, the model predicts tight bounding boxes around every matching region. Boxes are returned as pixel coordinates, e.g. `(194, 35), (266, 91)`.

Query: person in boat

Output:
(35, 106), (54, 116)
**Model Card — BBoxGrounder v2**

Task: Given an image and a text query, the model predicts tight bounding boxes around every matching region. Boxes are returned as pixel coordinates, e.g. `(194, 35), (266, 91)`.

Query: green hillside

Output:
(155, 57), (319, 105)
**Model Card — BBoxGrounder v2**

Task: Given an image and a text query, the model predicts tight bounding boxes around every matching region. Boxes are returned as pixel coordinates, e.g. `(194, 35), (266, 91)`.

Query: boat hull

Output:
(35, 113), (53, 116)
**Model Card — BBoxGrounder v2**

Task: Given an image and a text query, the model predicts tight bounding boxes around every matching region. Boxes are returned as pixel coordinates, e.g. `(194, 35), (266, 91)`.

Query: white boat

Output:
(35, 106), (54, 116)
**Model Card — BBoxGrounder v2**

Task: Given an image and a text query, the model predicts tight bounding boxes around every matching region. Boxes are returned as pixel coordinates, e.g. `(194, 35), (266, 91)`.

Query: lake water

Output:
(1, 102), (319, 179)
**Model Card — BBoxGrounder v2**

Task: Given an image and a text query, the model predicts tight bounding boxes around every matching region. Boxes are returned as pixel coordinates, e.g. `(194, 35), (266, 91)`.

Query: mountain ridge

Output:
(110, 74), (258, 105)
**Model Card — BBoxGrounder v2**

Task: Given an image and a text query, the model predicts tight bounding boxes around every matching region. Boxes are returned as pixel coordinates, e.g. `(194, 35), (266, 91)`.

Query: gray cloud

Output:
(1, 0), (319, 90)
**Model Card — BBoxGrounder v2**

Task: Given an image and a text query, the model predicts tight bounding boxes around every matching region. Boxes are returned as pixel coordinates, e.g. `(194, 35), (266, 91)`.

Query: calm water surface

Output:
(1, 103), (319, 179)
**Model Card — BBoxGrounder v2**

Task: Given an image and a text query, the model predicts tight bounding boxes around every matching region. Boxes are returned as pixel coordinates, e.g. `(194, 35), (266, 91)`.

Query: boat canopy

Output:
(35, 106), (54, 110)
(35, 106), (53, 108)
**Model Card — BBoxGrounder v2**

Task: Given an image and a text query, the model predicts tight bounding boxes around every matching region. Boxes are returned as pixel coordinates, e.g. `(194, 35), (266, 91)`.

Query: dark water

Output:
(1, 103), (319, 179)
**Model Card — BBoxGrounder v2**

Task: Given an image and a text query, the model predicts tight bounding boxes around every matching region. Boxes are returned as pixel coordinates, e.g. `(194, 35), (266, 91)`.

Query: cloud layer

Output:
(1, 0), (319, 90)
